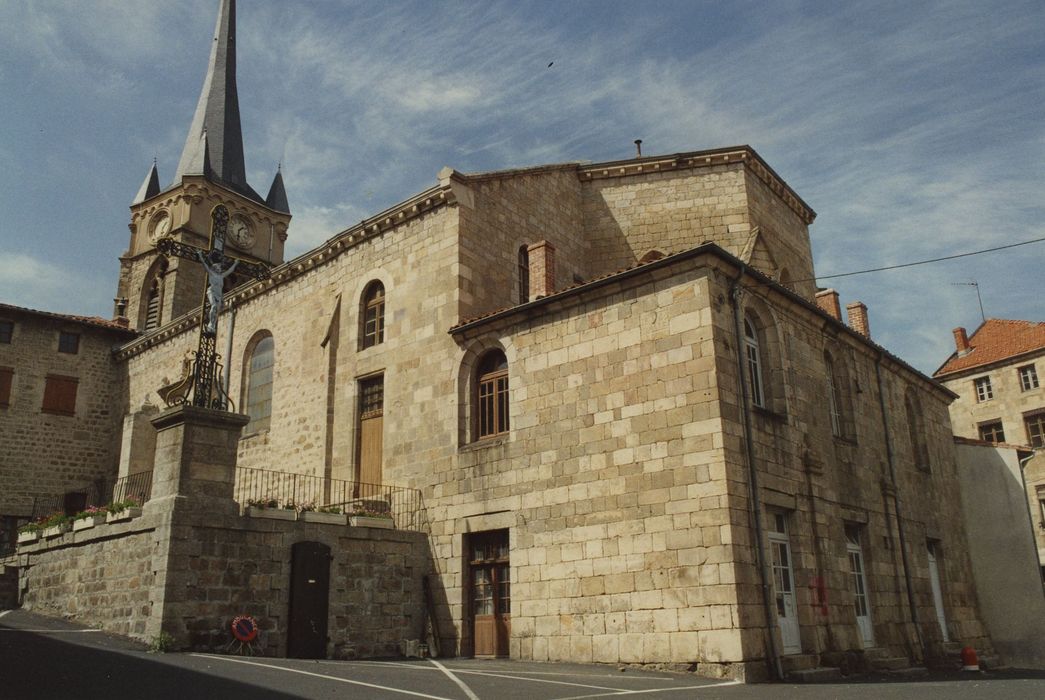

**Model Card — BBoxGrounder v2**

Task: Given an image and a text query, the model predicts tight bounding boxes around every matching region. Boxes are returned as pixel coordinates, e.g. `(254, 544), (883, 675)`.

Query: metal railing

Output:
(234, 466), (426, 532)
(111, 471), (153, 506)
(31, 478), (110, 518)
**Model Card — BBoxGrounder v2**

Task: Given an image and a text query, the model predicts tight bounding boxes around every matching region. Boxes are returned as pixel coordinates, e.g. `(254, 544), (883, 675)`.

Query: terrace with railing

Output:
(234, 466), (426, 532)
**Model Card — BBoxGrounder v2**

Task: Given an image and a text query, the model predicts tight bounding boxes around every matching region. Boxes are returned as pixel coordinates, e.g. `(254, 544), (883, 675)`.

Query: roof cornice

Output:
(578, 146), (816, 225)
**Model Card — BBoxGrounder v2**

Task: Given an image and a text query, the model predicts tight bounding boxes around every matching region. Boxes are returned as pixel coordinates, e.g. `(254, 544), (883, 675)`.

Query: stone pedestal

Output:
(147, 405), (249, 516)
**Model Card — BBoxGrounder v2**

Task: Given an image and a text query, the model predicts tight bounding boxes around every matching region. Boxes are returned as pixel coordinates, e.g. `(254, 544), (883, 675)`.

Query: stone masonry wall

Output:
(581, 163), (750, 273)
(438, 260), (748, 673)
(0, 310), (132, 518)
(18, 510), (427, 657)
(705, 263), (991, 667)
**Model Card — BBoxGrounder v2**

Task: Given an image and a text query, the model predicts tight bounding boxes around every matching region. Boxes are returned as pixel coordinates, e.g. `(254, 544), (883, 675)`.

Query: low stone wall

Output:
(18, 518), (157, 637)
(17, 510), (428, 657)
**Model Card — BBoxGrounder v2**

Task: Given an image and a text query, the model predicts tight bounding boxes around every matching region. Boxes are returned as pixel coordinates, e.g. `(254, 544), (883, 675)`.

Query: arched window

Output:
(144, 279), (162, 330)
(518, 246), (530, 304)
(905, 388), (930, 472)
(361, 281), (385, 349)
(743, 318), (766, 408)
(476, 350), (509, 439)
(244, 334), (274, 434)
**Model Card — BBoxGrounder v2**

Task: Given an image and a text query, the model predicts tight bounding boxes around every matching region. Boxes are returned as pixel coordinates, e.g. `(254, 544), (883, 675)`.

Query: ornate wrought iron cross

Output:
(156, 204), (269, 410)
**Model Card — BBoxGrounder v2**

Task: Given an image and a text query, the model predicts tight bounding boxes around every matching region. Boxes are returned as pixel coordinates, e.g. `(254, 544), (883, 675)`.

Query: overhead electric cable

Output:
(803, 236), (1045, 284)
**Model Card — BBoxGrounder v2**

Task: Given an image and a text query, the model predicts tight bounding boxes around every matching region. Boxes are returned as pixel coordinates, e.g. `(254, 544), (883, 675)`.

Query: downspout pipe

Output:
(730, 265), (784, 681)
(874, 352), (925, 658)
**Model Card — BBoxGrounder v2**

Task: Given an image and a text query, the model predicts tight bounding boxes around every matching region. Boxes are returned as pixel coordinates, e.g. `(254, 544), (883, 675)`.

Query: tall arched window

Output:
(825, 353), (842, 437)
(518, 246), (530, 304)
(361, 281), (385, 349)
(476, 350), (509, 439)
(905, 388), (930, 472)
(140, 258), (167, 330)
(744, 318), (766, 408)
(244, 334), (274, 434)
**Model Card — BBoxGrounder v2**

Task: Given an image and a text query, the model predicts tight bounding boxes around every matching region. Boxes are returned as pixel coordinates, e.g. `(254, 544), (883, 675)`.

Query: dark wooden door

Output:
(287, 541), (331, 659)
(470, 530), (510, 657)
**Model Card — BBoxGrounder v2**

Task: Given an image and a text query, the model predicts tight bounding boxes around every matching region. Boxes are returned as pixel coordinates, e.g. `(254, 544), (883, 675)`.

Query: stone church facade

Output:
(4, 0), (993, 681)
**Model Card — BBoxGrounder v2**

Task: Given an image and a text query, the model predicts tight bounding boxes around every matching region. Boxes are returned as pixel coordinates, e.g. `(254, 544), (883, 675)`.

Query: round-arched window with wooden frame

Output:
(244, 333), (274, 434)
(476, 350), (509, 439)
(361, 281), (385, 349)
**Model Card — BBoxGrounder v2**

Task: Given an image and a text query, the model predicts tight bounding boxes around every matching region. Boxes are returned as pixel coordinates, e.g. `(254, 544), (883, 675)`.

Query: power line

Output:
(806, 236), (1045, 284)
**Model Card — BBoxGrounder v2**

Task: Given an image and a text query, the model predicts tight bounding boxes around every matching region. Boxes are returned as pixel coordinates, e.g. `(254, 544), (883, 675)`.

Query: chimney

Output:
(846, 301), (870, 338)
(953, 327), (970, 356)
(527, 240), (556, 301)
(815, 289), (842, 321)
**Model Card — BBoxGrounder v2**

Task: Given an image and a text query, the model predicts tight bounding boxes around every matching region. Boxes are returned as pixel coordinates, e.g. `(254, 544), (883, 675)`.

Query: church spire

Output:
(131, 160), (160, 205)
(173, 0), (261, 202)
(265, 165), (290, 213)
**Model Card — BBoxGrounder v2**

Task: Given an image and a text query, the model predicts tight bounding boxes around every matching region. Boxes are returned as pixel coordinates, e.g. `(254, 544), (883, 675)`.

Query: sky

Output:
(0, 0), (1042, 376)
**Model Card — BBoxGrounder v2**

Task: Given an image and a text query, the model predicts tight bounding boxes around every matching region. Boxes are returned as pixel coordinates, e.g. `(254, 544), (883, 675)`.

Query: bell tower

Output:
(115, 0), (290, 331)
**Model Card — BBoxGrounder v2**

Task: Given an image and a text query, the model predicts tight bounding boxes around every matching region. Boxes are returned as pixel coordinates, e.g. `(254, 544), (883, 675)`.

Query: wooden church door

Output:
(357, 375), (384, 487)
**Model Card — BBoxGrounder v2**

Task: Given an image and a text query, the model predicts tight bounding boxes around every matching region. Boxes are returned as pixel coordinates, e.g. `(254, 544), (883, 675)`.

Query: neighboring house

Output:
(0, 304), (135, 551)
(4, 0), (996, 680)
(933, 318), (1045, 448)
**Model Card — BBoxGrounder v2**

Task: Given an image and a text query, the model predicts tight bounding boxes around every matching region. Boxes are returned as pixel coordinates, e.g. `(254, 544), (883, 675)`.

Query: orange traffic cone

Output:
(961, 646), (980, 672)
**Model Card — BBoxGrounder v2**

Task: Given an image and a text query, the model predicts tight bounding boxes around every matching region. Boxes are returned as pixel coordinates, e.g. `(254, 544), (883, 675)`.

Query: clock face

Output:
(229, 215), (255, 249)
(149, 212), (171, 243)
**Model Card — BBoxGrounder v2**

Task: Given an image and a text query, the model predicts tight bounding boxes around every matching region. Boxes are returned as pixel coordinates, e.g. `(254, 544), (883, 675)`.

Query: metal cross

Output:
(157, 204), (269, 410)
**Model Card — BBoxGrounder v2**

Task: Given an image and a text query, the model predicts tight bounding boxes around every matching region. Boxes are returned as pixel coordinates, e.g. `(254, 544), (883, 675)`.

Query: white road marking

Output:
(189, 654), (458, 700)
(0, 628), (103, 633)
(0, 610), (11, 618)
(554, 680), (742, 699)
(428, 658), (482, 700)
(448, 669), (625, 692)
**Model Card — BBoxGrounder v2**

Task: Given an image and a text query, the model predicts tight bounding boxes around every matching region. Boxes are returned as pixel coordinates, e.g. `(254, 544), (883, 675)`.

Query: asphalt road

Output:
(2, 609), (1044, 699)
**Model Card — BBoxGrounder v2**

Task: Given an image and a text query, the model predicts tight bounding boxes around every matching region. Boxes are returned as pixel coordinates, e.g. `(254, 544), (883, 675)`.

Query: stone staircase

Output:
(781, 653), (842, 683)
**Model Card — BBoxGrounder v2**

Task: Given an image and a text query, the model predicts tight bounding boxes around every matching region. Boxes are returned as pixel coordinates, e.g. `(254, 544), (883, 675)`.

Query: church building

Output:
(2, 0), (994, 681)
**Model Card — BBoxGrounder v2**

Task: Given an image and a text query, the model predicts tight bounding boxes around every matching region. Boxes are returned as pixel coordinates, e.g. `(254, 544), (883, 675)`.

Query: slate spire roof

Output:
(266, 165), (290, 213)
(172, 0), (263, 204)
(131, 160), (160, 205)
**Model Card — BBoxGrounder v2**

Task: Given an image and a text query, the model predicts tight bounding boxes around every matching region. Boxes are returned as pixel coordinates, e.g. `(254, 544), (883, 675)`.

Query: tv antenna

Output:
(951, 280), (985, 323)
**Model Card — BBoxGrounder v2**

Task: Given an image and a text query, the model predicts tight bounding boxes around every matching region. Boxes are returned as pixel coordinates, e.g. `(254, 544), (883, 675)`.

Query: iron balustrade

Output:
(111, 471), (153, 506)
(234, 466), (426, 532)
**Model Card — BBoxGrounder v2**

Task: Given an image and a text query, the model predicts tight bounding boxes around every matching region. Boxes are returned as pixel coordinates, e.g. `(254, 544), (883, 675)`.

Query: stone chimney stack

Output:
(528, 240), (556, 301)
(815, 289), (842, 321)
(953, 327), (971, 356)
(846, 301), (870, 338)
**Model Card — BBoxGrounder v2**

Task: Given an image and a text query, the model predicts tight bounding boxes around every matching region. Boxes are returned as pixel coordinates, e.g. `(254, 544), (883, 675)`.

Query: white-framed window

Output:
(1019, 365), (1039, 392)
(744, 318), (766, 408)
(974, 376), (993, 402)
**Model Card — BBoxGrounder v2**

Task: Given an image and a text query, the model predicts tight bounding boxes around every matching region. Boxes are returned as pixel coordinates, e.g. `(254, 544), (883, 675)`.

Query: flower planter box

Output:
(43, 524), (70, 538)
(73, 515), (107, 532)
(17, 530), (40, 544)
(247, 506), (297, 521)
(106, 507), (142, 523)
(300, 511), (347, 525)
(349, 515), (394, 529)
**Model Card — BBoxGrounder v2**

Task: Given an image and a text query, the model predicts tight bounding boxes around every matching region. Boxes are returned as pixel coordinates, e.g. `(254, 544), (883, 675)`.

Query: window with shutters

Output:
(476, 350), (509, 439)
(243, 333), (274, 434)
(144, 279), (162, 330)
(0, 367), (12, 407)
(0, 320), (12, 344)
(42, 375), (78, 415)
(356, 374), (384, 486)
(361, 281), (385, 349)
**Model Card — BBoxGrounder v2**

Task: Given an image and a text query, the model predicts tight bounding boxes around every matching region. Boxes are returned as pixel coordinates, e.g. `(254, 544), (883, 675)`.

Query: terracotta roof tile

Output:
(934, 318), (1045, 377)
(0, 302), (136, 335)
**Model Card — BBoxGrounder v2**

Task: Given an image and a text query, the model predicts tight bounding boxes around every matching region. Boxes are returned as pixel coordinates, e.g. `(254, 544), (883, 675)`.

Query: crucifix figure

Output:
(156, 204), (269, 410)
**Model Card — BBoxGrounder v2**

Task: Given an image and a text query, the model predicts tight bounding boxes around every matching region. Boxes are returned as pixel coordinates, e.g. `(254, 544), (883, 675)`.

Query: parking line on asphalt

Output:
(428, 658), (481, 700)
(554, 680), (741, 700)
(190, 654), (459, 700)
